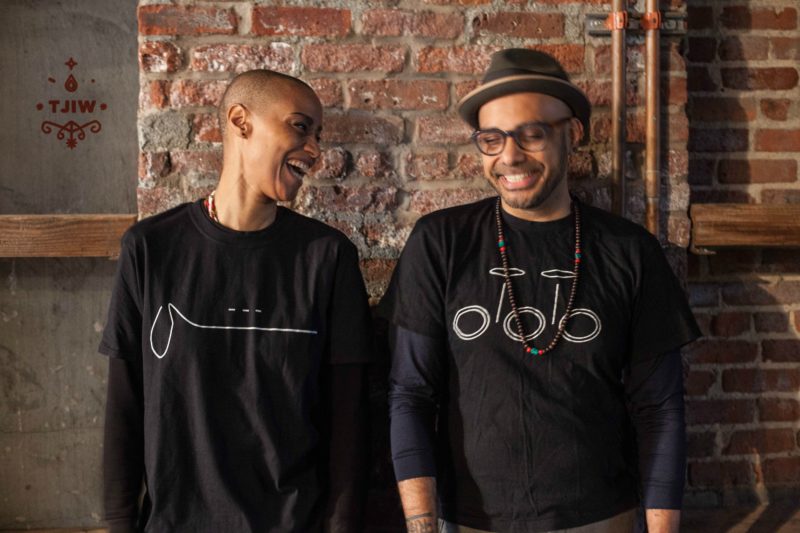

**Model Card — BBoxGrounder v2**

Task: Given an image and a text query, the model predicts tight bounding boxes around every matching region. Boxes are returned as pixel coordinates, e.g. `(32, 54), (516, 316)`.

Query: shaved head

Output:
(218, 70), (318, 135)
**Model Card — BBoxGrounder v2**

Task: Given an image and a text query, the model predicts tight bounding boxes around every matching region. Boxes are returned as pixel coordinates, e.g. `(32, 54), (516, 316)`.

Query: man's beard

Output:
(491, 142), (570, 211)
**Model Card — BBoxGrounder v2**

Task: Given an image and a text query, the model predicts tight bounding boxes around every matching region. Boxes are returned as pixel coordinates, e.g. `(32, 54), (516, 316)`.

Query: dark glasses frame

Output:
(470, 116), (574, 156)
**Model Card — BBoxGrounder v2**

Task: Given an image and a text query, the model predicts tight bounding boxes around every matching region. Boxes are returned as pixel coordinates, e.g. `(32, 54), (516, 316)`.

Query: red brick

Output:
(302, 45), (406, 73)
(755, 313), (790, 334)
(528, 44), (585, 74)
(718, 37), (769, 61)
(252, 7), (350, 37)
(405, 151), (450, 181)
(687, 6), (714, 30)
(407, 188), (494, 215)
(307, 79), (343, 108)
(361, 9), (463, 39)
(685, 370), (716, 396)
(578, 80), (638, 107)
(689, 96), (756, 122)
(190, 44), (293, 73)
(453, 153), (483, 181)
(593, 44), (645, 76)
(686, 399), (755, 425)
(668, 113), (690, 143)
(322, 113), (404, 145)
(192, 114), (221, 144)
(755, 129), (800, 152)
(138, 152), (172, 186)
(688, 283), (719, 307)
(568, 151), (594, 181)
(662, 41), (685, 73)
(687, 66), (719, 92)
(347, 80), (448, 111)
(137, 186), (185, 218)
(720, 7), (797, 30)
(723, 280), (800, 306)
(455, 80), (481, 102)
(687, 431), (717, 459)
(170, 150), (222, 176)
(710, 312), (750, 337)
(718, 159), (797, 185)
(723, 368), (800, 393)
(762, 189), (800, 205)
(690, 189), (755, 204)
(687, 37), (717, 63)
(416, 46), (495, 74)
(760, 99), (792, 121)
(689, 129), (748, 152)
(666, 149), (689, 177)
(138, 5), (237, 36)
(355, 151), (394, 180)
(307, 148), (348, 181)
(294, 185), (399, 214)
(707, 250), (759, 275)
(422, 0), (492, 4)
(471, 12), (564, 38)
(664, 77), (687, 106)
(761, 250), (800, 274)
(771, 37), (800, 60)
(762, 457), (800, 485)
(139, 41), (182, 73)
(688, 461), (753, 487)
(416, 116), (472, 145)
(360, 258), (398, 302)
(686, 339), (757, 365)
(140, 80), (170, 111)
(762, 340), (800, 363)
(758, 398), (800, 422)
(722, 68), (799, 91)
(169, 80), (227, 108)
(724, 429), (797, 455)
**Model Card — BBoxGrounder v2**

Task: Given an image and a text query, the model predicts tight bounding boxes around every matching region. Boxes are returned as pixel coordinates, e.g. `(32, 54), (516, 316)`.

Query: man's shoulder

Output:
(413, 196), (496, 234)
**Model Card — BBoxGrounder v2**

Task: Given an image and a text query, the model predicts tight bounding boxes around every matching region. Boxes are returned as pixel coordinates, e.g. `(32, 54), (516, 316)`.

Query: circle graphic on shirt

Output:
(502, 306), (546, 342)
(452, 305), (491, 341)
(559, 308), (602, 343)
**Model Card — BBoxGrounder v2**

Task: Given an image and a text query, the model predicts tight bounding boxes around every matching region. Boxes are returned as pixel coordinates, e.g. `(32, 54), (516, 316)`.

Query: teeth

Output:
(287, 159), (310, 174)
(503, 173), (529, 183)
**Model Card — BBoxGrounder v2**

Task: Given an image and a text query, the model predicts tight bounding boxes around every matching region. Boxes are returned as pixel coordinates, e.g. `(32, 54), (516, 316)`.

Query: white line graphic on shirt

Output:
(150, 303), (317, 359)
(452, 267), (601, 344)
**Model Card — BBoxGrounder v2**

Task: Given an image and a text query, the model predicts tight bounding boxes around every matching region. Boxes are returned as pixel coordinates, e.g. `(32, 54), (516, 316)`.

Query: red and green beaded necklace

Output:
(494, 197), (582, 357)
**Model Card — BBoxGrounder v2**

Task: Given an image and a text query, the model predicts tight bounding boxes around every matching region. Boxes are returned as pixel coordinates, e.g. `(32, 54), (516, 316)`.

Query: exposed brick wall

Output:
(686, 1), (800, 506)
(133, 0), (800, 520)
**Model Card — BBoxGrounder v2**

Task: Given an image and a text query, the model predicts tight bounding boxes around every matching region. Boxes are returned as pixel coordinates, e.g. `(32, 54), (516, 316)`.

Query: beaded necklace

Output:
(494, 197), (582, 356)
(204, 190), (219, 223)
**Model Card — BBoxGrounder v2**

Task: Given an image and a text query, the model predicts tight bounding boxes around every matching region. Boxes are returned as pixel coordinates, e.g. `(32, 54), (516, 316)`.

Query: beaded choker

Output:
(204, 190), (219, 223)
(495, 197), (582, 356)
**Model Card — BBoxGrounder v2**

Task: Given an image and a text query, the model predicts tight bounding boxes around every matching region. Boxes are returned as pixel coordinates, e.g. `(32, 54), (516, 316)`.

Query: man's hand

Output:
(646, 509), (680, 533)
(398, 477), (437, 533)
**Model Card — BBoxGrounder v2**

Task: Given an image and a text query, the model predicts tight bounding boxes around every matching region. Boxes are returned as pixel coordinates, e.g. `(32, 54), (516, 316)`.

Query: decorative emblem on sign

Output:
(36, 57), (107, 149)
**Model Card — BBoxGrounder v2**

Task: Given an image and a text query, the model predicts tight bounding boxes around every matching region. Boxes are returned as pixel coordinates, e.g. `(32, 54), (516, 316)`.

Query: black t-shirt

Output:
(99, 200), (372, 532)
(379, 197), (699, 531)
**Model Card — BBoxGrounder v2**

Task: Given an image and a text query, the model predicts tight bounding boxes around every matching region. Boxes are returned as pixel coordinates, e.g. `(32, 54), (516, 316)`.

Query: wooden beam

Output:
(0, 214), (137, 258)
(691, 204), (800, 250)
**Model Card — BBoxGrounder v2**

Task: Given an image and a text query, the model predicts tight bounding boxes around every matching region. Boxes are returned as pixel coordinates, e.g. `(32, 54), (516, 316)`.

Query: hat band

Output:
(458, 74), (585, 108)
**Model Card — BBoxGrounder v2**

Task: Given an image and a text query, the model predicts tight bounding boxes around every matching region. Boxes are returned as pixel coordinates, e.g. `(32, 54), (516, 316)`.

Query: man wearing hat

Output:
(380, 49), (699, 532)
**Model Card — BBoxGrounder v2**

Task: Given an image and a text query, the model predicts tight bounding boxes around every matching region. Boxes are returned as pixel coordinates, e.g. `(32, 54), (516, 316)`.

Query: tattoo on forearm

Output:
(405, 512), (435, 533)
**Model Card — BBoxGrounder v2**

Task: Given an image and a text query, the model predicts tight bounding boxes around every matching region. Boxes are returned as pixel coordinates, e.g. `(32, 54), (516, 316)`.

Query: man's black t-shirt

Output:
(380, 197), (700, 531)
(99, 200), (372, 532)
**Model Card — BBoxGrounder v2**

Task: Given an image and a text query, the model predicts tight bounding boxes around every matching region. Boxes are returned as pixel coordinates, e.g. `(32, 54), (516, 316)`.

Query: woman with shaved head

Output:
(100, 70), (373, 532)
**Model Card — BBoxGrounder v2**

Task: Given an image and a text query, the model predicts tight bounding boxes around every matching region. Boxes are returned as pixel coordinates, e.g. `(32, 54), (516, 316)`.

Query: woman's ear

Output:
(227, 104), (250, 138)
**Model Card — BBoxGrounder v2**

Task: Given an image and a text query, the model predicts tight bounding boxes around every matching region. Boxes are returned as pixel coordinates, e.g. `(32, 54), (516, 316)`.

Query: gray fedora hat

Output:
(457, 48), (590, 136)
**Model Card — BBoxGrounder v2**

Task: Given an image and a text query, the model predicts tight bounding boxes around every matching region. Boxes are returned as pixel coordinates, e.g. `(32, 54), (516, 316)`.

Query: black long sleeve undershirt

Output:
(103, 359), (369, 532)
(388, 325), (687, 509)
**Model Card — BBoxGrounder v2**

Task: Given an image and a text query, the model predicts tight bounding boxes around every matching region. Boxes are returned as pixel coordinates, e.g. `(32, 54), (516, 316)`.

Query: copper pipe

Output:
(644, 0), (660, 236)
(610, 0), (626, 216)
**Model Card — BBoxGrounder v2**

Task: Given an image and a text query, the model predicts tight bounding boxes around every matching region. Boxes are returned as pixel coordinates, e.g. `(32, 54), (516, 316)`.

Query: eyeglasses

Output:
(470, 117), (573, 156)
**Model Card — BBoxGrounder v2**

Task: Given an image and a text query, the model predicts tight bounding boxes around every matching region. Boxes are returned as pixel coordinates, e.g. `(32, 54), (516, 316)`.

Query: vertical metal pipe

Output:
(644, 0), (660, 236)
(611, 0), (626, 216)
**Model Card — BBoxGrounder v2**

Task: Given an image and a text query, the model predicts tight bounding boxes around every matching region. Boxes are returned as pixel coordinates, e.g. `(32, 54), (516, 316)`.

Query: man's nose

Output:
(498, 136), (526, 166)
